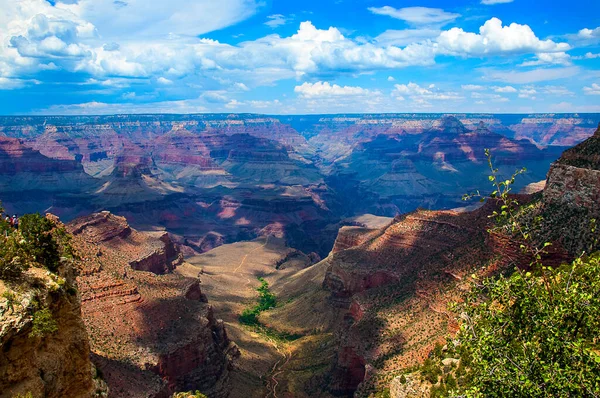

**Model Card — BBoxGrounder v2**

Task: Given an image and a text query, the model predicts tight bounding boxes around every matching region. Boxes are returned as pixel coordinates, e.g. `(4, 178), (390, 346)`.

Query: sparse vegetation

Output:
(29, 307), (58, 338)
(452, 150), (600, 397)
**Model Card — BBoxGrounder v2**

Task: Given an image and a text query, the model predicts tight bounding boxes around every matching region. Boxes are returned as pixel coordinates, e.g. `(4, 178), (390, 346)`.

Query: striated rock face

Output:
(67, 212), (237, 398)
(541, 123), (600, 255)
(0, 258), (96, 397)
(0, 136), (96, 193)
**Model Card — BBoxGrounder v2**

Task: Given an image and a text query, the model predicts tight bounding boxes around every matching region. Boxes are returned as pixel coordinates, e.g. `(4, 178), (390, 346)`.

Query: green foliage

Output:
(455, 254), (600, 397)
(239, 277), (277, 326)
(19, 214), (60, 272)
(239, 307), (259, 325)
(0, 213), (71, 282)
(29, 307), (58, 338)
(421, 358), (442, 384)
(12, 393), (34, 398)
(0, 232), (31, 281)
(172, 391), (207, 398)
(256, 277), (276, 310)
(454, 150), (600, 396)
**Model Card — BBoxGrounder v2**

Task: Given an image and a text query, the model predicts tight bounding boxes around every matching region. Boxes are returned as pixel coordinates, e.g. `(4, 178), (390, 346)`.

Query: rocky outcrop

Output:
(0, 255), (97, 397)
(540, 123), (600, 255)
(68, 211), (181, 275)
(320, 204), (501, 396)
(67, 212), (237, 397)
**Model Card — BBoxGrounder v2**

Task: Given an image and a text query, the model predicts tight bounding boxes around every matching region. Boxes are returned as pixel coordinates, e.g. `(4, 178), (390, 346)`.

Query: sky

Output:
(0, 0), (599, 114)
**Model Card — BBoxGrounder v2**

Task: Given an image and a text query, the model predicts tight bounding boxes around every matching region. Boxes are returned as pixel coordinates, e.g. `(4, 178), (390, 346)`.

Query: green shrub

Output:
(239, 307), (259, 325)
(239, 277), (277, 326)
(30, 308), (58, 338)
(456, 150), (600, 397)
(0, 232), (31, 281)
(19, 214), (60, 272)
(421, 358), (442, 384)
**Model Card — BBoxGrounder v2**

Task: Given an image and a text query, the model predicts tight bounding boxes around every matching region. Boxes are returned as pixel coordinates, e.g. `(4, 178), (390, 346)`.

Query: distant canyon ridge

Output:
(0, 113), (598, 257)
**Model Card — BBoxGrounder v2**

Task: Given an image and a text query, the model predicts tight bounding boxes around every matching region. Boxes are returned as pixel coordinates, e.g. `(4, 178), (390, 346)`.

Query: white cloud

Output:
(471, 92), (510, 102)
(461, 84), (485, 91)
(483, 66), (580, 84)
(0, 77), (40, 90)
(367, 6), (460, 25)
(573, 52), (600, 60)
(492, 85), (517, 93)
(481, 0), (514, 4)
(294, 81), (373, 98)
(578, 27), (600, 40)
(265, 14), (291, 28)
(518, 86), (537, 99)
(157, 77), (173, 85)
(539, 85), (573, 96)
(374, 29), (440, 46)
(437, 18), (570, 56)
(393, 82), (463, 101)
(521, 52), (571, 67)
(584, 83), (600, 95)
(387, 76), (395, 82)
(67, 0), (264, 38)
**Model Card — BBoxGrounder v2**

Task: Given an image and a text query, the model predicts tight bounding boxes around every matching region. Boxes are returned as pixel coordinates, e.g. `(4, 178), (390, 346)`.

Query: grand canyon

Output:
(1, 113), (600, 397)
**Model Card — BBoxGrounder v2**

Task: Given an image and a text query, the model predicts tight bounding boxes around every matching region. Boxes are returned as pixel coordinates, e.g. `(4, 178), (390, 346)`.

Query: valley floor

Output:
(180, 237), (340, 397)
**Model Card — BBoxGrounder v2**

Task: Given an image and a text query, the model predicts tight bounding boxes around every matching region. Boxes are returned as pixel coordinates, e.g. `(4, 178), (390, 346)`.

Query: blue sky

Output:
(0, 0), (599, 114)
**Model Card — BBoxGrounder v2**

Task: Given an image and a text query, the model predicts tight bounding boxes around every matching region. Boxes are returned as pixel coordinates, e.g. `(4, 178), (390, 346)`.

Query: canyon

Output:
(1, 114), (599, 397)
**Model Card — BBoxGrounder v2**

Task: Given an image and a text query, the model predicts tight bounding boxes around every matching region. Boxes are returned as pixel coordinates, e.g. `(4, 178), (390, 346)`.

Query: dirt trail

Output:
(265, 342), (292, 398)
(234, 235), (271, 274)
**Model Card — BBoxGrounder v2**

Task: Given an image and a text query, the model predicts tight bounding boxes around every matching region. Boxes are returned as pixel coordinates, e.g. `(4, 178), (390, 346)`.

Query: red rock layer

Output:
(68, 212), (237, 398)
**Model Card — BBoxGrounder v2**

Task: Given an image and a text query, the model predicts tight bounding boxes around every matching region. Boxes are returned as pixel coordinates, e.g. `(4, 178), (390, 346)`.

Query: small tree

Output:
(19, 214), (60, 272)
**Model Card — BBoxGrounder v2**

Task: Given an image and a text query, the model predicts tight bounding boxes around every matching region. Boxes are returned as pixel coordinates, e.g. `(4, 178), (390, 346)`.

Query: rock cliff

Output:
(67, 212), (237, 398)
(0, 221), (100, 398)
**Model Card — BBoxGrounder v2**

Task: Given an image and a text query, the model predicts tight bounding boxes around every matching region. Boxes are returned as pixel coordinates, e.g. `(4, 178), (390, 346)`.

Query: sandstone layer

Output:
(67, 212), (237, 398)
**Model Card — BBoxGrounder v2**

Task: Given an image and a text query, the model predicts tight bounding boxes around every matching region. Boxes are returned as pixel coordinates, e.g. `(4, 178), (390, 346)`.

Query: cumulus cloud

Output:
(573, 52), (600, 60)
(368, 6), (460, 25)
(584, 83), (600, 95)
(492, 86), (517, 93)
(518, 87), (537, 99)
(294, 81), (374, 98)
(578, 27), (600, 40)
(437, 18), (570, 56)
(521, 52), (572, 67)
(393, 82), (463, 102)
(0, 2), (581, 113)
